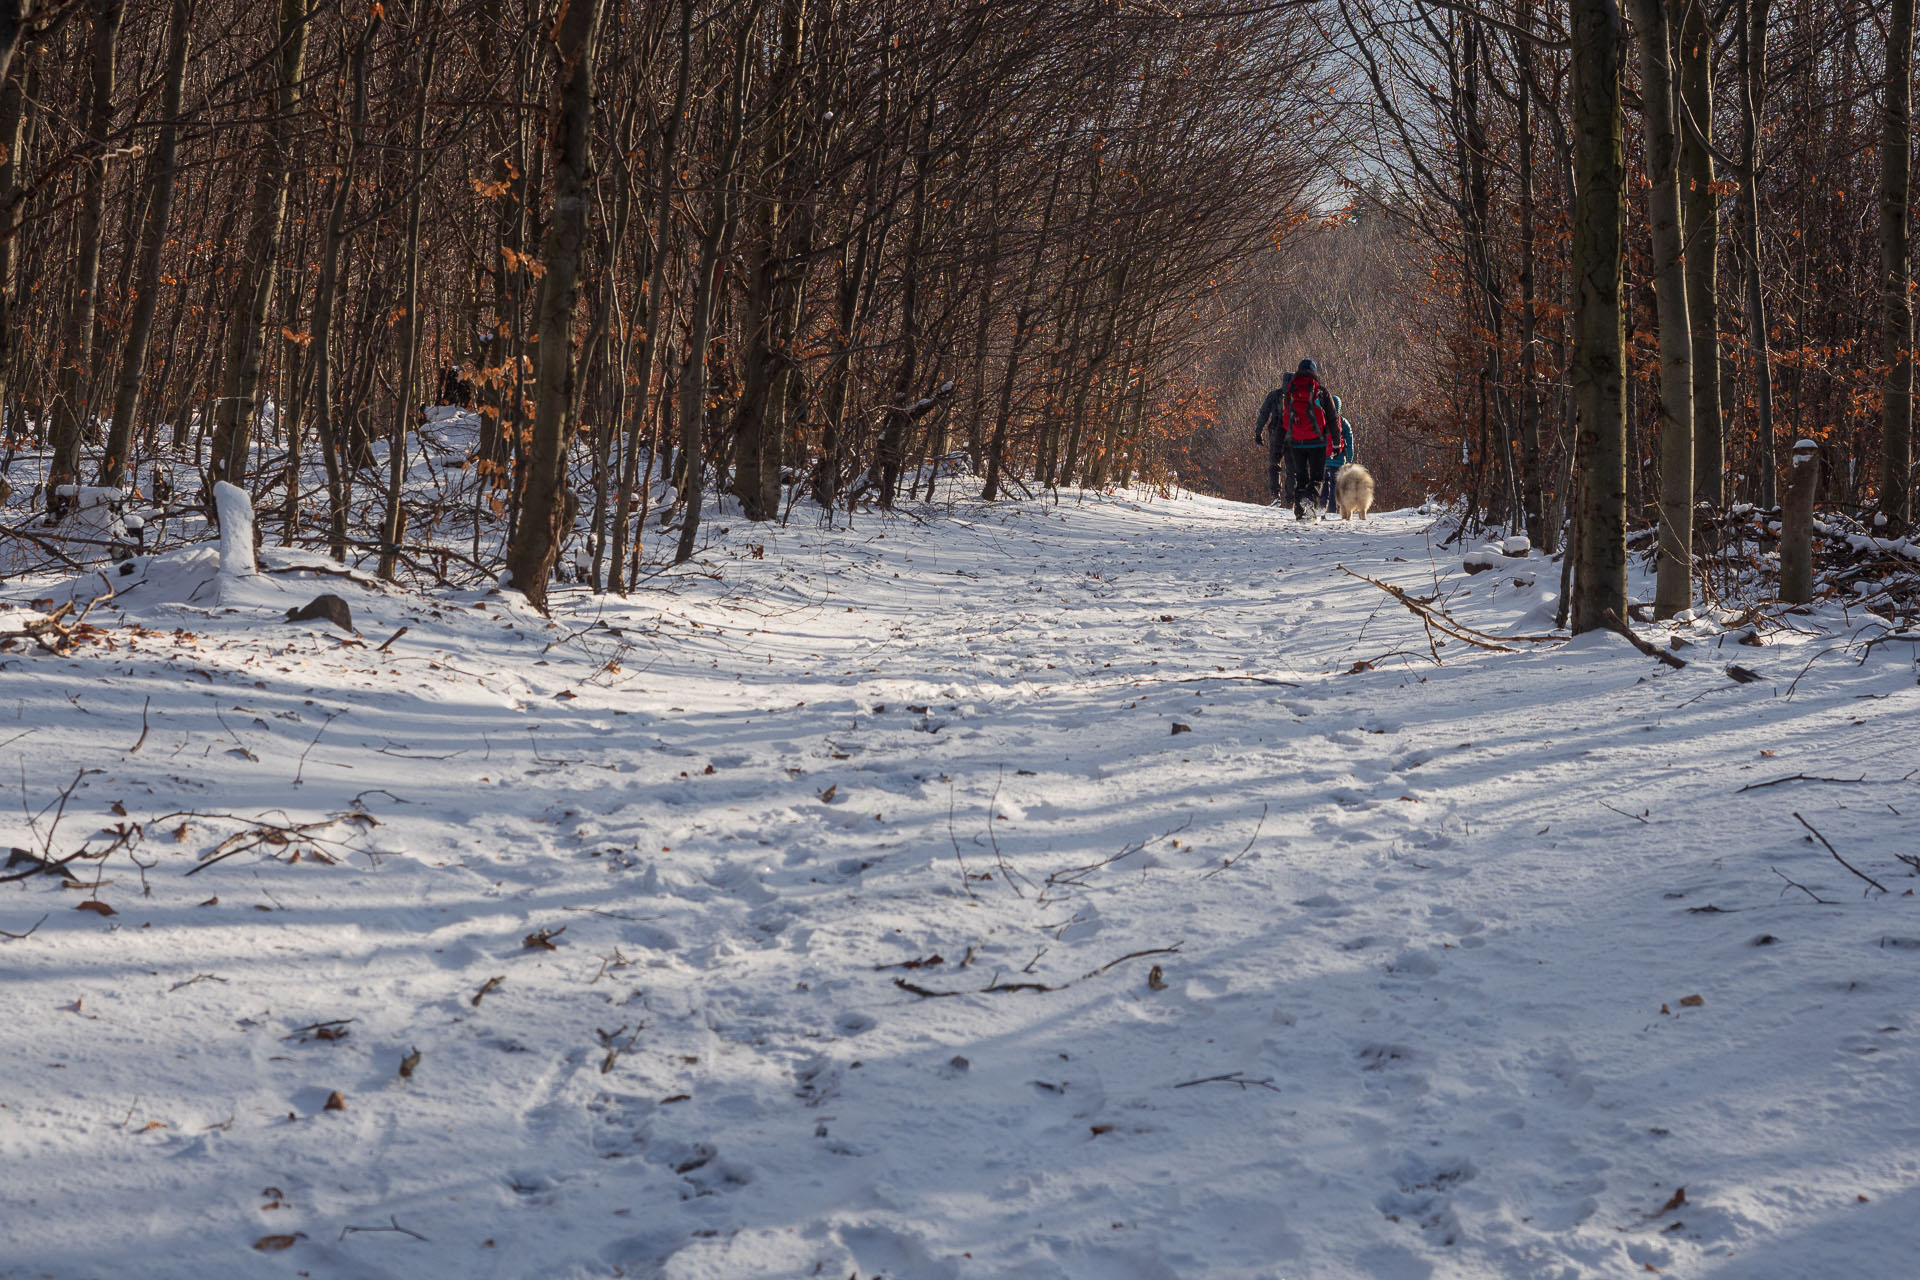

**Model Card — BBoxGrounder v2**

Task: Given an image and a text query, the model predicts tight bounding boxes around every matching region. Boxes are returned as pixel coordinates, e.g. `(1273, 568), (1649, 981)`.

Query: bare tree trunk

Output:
(1570, 0), (1628, 634)
(875, 99), (932, 509)
(207, 0), (308, 501)
(1631, 0), (1694, 619)
(1738, 0), (1777, 507)
(379, 12), (438, 581)
(1779, 440), (1817, 602)
(0, 45), (27, 449)
(1879, 0), (1915, 528)
(1678, 0), (1723, 507)
(1516, 8), (1549, 550)
(611, 0), (692, 590)
(674, 2), (760, 565)
(46, 0), (127, 514)
(100, 0), (190, 490)
(504, 0), (604, 608)
(309, 8), (379, 560)
(983, 164), (1067, 503)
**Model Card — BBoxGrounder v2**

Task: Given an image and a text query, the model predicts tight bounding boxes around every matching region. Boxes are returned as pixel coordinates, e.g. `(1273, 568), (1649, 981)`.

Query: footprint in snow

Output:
(1375, 1152), (1477, 1247)
(834, 1010), (877, 1036)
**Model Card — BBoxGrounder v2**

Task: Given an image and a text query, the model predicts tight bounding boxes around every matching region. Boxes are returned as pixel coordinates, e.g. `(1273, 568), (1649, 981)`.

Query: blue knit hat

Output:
(1298, 358), (1318, 377)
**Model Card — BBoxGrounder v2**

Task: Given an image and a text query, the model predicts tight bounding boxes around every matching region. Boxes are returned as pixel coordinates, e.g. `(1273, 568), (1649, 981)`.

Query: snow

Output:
(213, 482), (257, 578)
(3, 488), (1918, 1279)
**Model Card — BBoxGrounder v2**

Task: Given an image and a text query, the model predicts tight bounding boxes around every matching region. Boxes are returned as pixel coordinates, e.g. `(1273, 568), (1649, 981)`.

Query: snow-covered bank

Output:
(3, 491), (1917, 1279)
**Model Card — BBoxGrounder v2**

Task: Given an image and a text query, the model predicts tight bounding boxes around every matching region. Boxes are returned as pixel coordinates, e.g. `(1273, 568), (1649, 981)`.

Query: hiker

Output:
(1254, 381), (1290, 502)
(1322, 414), (1356, 512)
(1267, 358), (1339, 519)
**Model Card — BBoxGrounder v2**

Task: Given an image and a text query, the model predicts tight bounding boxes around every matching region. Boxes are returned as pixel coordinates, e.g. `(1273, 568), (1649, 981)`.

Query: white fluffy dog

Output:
(1335, 463), (1375, 520)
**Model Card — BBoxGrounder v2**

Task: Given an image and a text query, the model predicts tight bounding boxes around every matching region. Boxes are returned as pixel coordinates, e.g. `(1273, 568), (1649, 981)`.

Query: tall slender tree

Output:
(1630, 0), (1694, 618)
(1570, 0), (1629, 633)
(504, 0), (604, 608)
(1879, 0), (1915, 529)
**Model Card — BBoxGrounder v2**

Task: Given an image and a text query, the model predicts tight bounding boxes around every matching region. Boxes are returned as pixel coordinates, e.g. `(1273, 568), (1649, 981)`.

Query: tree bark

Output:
(1631, 0), (1695, 619)
(504, 0), (604, 608)
(379, 11), (438, 581)
(1678, 0), (1723, 507)
(207, 0), (309, 502)
(1738, 0), (1777, 507)
(99, 0), (190, 490)
(611, 0), (692, 589)
(45, 0), (127, 514)
(1569, 0), (1629, 634)
(1779, 440), (1817, 602)
(0, 42), (27, 448)
(309, 8), (379, 561)
(1878, 0), (1915, 529)
(674, 1), (760, 565)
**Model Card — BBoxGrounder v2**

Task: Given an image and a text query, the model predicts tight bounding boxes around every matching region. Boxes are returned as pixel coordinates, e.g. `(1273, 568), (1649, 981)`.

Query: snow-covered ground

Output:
(3, 489), (1917, 1279)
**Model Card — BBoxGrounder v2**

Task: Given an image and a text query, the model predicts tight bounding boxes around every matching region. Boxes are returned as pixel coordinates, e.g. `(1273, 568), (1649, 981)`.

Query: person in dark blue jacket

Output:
(1322, 417), (1356, 511)
(1254, 381), (1290, 502)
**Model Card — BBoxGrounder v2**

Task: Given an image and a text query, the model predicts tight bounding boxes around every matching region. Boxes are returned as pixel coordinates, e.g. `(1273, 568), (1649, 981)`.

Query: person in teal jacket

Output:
(1321, 416), (1355, 512)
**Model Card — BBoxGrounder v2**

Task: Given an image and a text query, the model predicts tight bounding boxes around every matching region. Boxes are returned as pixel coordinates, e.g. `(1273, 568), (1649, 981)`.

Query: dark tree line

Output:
(1335, 0), (1915, 628)
(0, 0), (1340, 608)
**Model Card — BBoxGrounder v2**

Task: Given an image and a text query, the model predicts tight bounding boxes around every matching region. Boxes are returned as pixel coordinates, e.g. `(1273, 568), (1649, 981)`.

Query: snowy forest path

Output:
(2, 492), (1918, 1279)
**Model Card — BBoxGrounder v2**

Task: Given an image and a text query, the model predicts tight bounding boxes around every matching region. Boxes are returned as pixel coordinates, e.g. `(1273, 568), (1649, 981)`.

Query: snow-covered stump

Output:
(212, 481), (256, 577)
(1780, 439), (1818, 603)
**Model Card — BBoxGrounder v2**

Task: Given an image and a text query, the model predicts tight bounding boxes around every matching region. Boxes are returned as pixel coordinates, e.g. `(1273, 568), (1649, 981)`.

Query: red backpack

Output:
(1285, 373), (1328, 444)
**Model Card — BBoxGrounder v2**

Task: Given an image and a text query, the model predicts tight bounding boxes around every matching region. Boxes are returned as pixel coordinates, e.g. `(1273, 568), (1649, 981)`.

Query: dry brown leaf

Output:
(1146, 965), (1168, 991)
(110, 801), (127, 816)
(1657, 1187), (1687, 1214)
(1090, 1124), (1115, 1135)
(820, 784), (838, 804)
(75, 900), (115, 916)
(1678, 994), (1705, 1008)
(252, 1234), (303, 1252)
(136, 1120), (167, 1132)
(399, 1047), (421, 1079)
(323, 1091), (345, 1111)
(172, 823), (190, 842)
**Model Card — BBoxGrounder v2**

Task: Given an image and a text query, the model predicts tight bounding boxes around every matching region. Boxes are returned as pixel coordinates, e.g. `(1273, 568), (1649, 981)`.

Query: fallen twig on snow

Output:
(893, 942), (1183, 998)
(1201, 804), (1267, 879)
(1601, 609), (1687, 669)
(1771, 866), (1835, 904)
(1341, 565), (1565, 653)
(1172, 1072), (1281, 1093)
(597, 1023), (643, 1074)
(127, 697), (151, 754)
(182, 808), (377, 876)
(167, 972), (227, 992)
(1737, 774), (1872, 793)
(338, 1215), (428, 1244)
(0, 913), (48, 940)
(282, 1019), (354, 1042)
(1048, 817), (1192, 889)
(1794, 812), (1886, 896)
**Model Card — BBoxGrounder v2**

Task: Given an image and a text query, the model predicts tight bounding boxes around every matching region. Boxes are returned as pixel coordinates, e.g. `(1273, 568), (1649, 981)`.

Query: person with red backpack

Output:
(1267, 358), (1340, 519)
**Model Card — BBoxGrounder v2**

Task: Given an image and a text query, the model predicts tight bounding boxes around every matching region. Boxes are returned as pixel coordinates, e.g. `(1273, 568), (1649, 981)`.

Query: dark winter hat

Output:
(1298, 358), (1318, 377)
